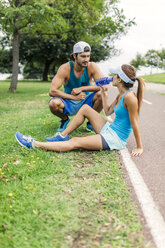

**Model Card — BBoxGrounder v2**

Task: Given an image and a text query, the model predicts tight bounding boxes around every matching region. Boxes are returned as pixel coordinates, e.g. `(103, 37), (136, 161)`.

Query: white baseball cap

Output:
(109, 66), (136, 85)
(72, 41), (91, 54)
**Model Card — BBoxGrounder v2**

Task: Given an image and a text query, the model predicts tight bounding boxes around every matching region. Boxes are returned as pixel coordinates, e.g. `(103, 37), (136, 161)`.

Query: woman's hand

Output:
(131, 148), (143, 157)
(99, 84), (108, 93)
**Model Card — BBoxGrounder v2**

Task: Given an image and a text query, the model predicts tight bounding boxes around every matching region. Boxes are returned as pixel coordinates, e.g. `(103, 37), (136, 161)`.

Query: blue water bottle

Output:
(95, 77), (113, 86)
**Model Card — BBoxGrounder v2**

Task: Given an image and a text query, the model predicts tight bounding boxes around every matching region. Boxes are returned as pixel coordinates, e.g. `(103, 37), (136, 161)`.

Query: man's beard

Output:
(76, 59), (88, 68)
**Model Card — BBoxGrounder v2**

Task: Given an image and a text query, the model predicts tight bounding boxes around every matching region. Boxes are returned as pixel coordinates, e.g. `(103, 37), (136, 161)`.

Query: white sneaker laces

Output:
(23, 135), (33, 143)
(54, 132), (65, 138)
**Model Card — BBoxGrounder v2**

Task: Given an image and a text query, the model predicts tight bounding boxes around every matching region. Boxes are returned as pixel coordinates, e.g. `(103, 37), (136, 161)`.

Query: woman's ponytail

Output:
(136, 77), (145, 114)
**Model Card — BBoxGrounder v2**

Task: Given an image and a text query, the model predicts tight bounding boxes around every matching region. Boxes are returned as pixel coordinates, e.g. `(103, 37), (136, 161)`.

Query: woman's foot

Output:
(45, 132), (69, 142)
(15, 132), (35, 149)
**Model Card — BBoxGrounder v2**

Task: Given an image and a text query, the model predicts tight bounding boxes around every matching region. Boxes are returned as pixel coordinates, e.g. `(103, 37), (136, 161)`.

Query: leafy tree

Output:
(130, 48), (165, 71)
(18, 0), (134, 81)
(145, 49), (161, 68)
(130, 53), (146, 70)
(23, 61), (43, 79)
(0, 0), (134, 90)
(19, 35), (112, 81)
(19, 35), (69, 81)
(0, 48), (13, 73)
(157, 49), (165, 69)
(0, 0), (69, 92)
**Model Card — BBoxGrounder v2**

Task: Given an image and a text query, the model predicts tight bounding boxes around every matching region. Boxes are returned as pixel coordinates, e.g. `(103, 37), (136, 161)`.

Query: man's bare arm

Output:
(49, 64), (85, 100)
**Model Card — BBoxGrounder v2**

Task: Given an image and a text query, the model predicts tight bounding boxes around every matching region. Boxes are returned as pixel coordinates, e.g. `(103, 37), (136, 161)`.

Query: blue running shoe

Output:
(57, 118), (70, 132)
(86, 122), (95, 133)
(45, 132), (69, 142)
(15, 132), (35, 149)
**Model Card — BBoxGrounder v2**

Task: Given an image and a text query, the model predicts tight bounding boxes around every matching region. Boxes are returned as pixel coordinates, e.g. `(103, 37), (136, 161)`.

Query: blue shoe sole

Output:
(15, 132), (33, 149)
(15, 133), (27, 148)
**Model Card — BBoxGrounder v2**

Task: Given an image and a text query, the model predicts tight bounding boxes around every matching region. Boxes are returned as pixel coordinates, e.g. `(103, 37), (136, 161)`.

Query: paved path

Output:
(145, 82), (165, 94)
(108, 82), (165, 248)
(127, 84), (165, 217)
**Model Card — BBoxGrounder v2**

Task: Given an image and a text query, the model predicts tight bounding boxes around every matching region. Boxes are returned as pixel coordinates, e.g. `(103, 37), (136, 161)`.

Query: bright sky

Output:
(98, 0), (165, 75)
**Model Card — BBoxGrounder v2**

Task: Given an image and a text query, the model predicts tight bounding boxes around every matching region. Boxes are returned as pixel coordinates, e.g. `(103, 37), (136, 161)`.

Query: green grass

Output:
(0, 81), (152, 248)
(142, 73), (165, 84)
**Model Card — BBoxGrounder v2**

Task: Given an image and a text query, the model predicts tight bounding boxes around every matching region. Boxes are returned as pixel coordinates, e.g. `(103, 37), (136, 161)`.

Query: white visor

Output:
(109, 66), (136, 85)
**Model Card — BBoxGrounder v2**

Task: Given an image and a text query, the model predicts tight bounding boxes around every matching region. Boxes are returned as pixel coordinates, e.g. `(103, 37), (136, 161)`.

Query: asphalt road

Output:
(108, 83), (165, 247)
(127, 85), (165, 219)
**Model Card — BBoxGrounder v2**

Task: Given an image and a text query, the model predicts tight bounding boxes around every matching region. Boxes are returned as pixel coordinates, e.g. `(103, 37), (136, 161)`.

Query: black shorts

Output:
(100, 135), (110, 150)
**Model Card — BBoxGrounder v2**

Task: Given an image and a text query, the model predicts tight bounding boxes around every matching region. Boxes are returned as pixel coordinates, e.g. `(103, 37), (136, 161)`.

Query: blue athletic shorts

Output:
(100, 122), (126, 150)
(49, 92), (95, 116)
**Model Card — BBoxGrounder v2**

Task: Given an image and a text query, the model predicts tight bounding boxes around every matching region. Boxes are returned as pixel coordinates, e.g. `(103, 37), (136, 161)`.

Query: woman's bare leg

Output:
(62, 104), (106, 136)
(35, 134), (103, 152)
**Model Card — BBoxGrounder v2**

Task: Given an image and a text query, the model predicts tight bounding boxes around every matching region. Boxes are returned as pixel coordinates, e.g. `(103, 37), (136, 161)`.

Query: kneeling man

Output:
(48, 41), (104, 134)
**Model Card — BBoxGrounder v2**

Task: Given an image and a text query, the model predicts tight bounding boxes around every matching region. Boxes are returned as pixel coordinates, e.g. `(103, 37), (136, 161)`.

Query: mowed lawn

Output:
(0, 81), (152, 248)
(142, 73), (165, 84)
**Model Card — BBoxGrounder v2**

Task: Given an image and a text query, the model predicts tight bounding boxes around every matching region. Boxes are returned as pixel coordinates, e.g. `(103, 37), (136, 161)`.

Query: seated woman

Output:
(15, 64), (144, 157)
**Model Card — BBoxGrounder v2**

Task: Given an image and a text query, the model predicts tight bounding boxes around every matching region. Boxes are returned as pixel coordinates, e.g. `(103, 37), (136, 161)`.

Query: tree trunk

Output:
(9, 28), (20, 92)
(42, 60), (52, 81)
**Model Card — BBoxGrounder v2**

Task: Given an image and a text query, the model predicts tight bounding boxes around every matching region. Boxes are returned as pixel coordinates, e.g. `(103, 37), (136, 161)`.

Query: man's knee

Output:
(49, 98), (64, 112)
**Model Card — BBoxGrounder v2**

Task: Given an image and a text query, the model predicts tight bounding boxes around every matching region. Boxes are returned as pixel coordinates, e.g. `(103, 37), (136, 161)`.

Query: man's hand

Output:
(71, 88), (82, 95)
(73, 92), (86, 100)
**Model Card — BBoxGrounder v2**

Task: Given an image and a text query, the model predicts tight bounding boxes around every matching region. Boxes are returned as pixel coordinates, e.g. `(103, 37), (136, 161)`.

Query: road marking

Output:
(143, 99), (152, 105)
(120, 148), (165, 248)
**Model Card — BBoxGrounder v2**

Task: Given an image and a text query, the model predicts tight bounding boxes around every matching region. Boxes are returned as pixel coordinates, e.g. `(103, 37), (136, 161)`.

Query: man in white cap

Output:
(47, 41), (104, 139)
